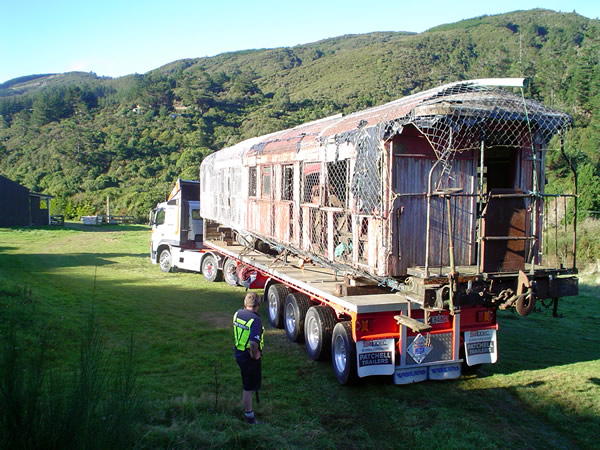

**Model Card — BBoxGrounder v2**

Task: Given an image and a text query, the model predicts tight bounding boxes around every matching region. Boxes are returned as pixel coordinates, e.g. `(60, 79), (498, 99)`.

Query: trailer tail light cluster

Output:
(356, 318), (371, 333)
(476, 310), (493, 323)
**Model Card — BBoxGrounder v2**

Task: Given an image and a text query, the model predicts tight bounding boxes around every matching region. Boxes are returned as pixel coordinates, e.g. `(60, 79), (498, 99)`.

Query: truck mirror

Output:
(149, 209), (156, 226)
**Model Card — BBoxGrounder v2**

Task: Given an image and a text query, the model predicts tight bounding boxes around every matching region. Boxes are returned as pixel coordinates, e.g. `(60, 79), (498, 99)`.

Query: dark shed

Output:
(0, 175), (53, 227)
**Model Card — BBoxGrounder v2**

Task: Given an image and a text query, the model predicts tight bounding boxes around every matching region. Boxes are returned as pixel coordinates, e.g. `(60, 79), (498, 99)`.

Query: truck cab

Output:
(150, 179), (205, 272)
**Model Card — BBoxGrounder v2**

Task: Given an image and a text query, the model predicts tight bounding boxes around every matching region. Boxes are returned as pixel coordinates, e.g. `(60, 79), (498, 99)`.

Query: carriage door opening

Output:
(479, 146), (526, 273)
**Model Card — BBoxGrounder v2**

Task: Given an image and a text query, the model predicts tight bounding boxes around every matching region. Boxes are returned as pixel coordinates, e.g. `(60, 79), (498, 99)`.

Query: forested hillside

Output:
(1, 9), (599, 221)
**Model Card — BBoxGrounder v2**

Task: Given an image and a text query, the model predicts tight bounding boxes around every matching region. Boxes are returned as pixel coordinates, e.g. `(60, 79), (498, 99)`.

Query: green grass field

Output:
(1, 224), (598, 448)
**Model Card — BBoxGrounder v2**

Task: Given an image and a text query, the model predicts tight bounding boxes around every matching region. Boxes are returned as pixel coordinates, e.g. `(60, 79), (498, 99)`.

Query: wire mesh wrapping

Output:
(406, 82), (572, 191)
(303, 81), (573, 276)
(403, 82), (574, 273)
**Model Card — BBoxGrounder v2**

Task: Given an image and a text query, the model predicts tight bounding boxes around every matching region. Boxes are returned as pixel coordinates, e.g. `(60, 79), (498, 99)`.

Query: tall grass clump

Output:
(575, 218), (600, 263)
(0, 286), (145, 449)
(543, 217), (600, 266)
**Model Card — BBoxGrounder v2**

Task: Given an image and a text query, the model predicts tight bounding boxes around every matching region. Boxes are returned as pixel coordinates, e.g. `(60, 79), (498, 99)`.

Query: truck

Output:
(159, 79), (580, 385)
(149, 179), (213, 275)
(149, 178), (259, 286)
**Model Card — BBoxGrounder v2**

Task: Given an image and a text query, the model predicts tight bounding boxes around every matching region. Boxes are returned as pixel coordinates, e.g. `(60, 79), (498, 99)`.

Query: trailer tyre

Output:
(201, 254), (222, 282)
(159, 249), (173, 273)
(267, 284), (290, 329)
(223, 258), (239, 286)
(284, 292), (311, 342)
(332, 321), (358, 385)
(305, 306), (337, 361)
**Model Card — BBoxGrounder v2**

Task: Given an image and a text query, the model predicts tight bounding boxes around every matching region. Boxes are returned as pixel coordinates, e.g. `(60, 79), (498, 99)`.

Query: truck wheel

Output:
(159, 249), (173, 273)
(332, 321), (358, 385)
(223, 258), (239, 286)
(201, 254), (222, 282)
(305, 306), (337, 361)
(284, 292), (311, 342)
(267, 284), (289, 329)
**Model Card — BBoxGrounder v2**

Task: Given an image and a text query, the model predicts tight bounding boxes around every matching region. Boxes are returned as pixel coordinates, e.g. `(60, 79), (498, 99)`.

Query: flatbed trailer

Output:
(203, 232), (500, 385)
(196, 78), (580, 385)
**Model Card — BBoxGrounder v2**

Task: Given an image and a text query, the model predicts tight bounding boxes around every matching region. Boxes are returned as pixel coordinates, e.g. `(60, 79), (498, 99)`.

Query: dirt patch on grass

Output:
(199, 311), (232, 329)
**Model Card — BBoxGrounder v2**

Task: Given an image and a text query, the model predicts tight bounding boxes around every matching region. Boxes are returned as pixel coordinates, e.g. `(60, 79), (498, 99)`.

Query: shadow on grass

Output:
(0, 307), (144, 449)
(0, 251), (149, 268)
(1, 223), (148, 233)
(64, 223), (148, 233)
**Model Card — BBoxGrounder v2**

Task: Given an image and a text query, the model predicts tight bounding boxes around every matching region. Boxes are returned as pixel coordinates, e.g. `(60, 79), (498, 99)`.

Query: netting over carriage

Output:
(200, 79), (576, 284)
(299, 79), (574, 276)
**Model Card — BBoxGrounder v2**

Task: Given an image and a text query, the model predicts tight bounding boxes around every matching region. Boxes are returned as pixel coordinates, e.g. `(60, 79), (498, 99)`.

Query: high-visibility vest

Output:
(233, 311), (264, 351)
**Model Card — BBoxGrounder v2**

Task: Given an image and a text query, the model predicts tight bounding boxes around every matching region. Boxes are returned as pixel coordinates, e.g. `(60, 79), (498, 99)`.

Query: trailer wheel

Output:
(201, 254), (222, 282)
(223, 258), (239, 286)
(159, 249), (173, 273)
(332, 321), (358, 385)
(284, 292), (311, 342)
(305, 305), (336, 361)
(267, 284), (289, 329)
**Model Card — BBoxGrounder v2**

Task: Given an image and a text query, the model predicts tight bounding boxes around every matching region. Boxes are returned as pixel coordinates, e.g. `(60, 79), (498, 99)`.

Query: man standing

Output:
(233, 292), (264, 424)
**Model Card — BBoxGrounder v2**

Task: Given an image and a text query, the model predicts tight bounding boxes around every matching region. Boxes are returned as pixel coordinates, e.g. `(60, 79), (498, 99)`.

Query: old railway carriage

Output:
(200, 79), (578, 315)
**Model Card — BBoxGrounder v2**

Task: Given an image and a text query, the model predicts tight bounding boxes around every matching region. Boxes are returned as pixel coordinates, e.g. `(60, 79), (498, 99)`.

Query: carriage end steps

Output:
(394, 315), (433, 333)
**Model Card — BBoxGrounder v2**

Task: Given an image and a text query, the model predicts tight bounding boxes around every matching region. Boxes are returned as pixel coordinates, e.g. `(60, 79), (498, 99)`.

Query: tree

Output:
(577, 163), (600, 219)
(572, 46), (595, 117)
(31, 89), (70, 126)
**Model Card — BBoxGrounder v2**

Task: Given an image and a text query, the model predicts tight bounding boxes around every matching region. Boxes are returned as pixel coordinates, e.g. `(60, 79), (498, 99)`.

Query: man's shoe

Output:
(245, 416), (259, 425)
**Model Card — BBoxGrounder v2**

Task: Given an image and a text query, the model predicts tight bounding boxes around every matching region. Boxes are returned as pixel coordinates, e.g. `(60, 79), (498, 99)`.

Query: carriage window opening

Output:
(282, 164), (294, 201)
(302, 162), (321, 204)
(484, 147), (517, 191)
(262, 166), (272, 197)
(326, 160), (348, 207)
(249, 167), (257, 197)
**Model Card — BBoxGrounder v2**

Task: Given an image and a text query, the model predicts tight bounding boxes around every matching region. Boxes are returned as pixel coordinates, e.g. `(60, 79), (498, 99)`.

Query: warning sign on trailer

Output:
(464, 329), (498, 365)
(357, 339), (395, 377)
(407, 334), (432, 364)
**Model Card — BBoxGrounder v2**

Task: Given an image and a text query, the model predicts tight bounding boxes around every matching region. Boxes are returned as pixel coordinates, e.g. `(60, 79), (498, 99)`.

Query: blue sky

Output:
(1, 0), (598, 84)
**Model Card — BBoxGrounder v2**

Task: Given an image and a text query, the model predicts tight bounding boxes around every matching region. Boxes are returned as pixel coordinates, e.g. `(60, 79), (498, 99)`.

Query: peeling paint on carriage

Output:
(200, 79), (577, 299)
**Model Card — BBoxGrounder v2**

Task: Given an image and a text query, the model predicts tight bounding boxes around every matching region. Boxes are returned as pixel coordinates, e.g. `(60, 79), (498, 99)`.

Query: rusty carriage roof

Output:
(246, 78), (572, 158)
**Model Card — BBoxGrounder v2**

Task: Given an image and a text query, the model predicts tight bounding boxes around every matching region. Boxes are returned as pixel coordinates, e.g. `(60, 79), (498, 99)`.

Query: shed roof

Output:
(30, 192), (54, 200)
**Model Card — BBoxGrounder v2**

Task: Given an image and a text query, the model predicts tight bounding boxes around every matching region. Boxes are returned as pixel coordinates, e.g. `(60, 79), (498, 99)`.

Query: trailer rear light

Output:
(356, 319), (370, 332)
(476, 310), (493, 322)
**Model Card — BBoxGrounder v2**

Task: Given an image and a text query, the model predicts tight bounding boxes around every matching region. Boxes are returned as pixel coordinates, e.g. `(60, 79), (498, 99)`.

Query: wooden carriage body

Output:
(200, 79), (571, 284)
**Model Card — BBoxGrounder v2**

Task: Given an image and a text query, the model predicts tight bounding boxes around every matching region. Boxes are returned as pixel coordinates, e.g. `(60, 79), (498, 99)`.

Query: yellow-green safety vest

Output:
(233, 312), (264, 351)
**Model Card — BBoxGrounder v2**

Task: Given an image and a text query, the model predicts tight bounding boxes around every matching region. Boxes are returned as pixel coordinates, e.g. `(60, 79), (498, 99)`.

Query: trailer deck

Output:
(204, 239), (412, 315)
